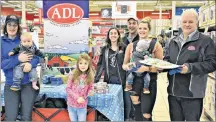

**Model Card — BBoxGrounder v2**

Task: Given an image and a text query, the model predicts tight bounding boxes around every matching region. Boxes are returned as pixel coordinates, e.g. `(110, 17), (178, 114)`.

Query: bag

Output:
(94, 82), (109, 94)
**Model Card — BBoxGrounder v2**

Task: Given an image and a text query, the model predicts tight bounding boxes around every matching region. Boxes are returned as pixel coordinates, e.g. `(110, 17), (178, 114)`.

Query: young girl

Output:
(66, 54), (94, 121)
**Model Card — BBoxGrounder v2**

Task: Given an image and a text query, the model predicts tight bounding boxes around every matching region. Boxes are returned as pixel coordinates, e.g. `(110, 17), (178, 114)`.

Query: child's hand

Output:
(8, 52), (14, 56)
(77, 97), (85, 104)
(88, 90), (94, 96)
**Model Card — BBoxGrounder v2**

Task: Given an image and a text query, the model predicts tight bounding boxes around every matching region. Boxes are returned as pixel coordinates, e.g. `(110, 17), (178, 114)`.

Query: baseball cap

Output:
(5, 15), (20, 25)
(127, 17), (139, 22)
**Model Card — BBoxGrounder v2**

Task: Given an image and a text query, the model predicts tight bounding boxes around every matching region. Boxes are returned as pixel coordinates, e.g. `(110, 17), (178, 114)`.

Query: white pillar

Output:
(159, 5), (162, 35)
(22, 1), (27, 28)
(172, 1), (176, 30)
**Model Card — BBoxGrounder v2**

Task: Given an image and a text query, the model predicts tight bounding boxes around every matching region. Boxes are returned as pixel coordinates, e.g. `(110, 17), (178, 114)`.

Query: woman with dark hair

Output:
(1, 15), (40, 120)
(123, 17), (163, 121)
(94, 27), (132, 120)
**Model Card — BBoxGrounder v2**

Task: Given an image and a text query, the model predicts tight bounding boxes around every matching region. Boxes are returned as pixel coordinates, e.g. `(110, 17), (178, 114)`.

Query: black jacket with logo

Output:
(164, 31), (216, 98)
(94, 43), (127, 86)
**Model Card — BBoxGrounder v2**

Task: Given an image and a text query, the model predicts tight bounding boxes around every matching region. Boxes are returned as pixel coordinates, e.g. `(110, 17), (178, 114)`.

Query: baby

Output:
(8, 32), (44, 91)
(124, 40), (151, 94)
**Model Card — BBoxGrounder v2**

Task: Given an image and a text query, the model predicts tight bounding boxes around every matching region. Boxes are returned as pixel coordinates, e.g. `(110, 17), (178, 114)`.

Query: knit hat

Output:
(136, 40), (151, 52)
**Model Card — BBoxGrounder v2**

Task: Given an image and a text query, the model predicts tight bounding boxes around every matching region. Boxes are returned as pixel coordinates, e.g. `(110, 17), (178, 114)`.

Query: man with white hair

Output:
(164, 9), (216, 121)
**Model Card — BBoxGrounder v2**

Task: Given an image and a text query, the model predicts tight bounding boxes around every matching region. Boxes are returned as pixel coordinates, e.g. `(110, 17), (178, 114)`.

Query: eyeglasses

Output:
(7, 23), (18, 28)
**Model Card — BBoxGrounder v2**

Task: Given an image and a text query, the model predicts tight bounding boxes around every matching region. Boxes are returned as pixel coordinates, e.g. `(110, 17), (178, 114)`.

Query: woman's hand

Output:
(135, 65), (149, 73)
(22, 63), (32, 72)
(18, 52), (33, 62)
(123, 63), (135, 71)
(149, 66), (159, 73)
(180, 64), (189, 74)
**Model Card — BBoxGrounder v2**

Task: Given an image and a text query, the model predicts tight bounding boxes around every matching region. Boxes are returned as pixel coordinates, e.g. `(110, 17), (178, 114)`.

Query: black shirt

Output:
(108, 49), (118, 77)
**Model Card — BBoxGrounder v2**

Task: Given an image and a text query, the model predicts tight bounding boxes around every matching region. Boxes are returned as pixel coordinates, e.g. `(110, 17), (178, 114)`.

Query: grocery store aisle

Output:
(152, 73), (209, 121)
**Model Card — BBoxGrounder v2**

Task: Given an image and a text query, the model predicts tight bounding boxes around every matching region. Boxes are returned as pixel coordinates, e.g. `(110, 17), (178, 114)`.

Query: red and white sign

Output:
(47, 3), (84, 24)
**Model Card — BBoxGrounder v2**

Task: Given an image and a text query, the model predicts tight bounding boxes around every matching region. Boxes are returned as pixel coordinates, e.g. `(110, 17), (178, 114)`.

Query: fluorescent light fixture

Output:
(89, 4), (98, 7)
(28, 11), (38, 14)
(152, 13), (169, 15)
(137, 9), (154, 11)
(182, 1), (204, 4)
(93, 1), (112, 5)
(89, 13), (99, 16)
(14, 8), (32, 11)
(155, 6), (172, 8)
(1, 1), (8, 4)
(2, 4), (21, 8)
(137, 1), (157, 3)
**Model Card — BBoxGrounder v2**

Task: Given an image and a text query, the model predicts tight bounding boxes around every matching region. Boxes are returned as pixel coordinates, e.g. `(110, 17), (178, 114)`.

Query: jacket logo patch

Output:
(188, 46), (196, 51)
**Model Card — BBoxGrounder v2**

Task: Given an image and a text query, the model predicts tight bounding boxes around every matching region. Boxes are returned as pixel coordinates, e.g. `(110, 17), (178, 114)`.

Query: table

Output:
(1, 83), (124, 121)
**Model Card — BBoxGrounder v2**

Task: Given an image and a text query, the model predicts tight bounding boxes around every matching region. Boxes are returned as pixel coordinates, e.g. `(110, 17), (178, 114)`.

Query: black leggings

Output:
(131, 73), (157, 121)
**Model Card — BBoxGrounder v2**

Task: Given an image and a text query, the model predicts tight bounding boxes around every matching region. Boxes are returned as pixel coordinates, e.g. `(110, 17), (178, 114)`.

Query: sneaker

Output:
(143, 88), (150, 94)
(124, 87), (132, 91)
(10, 84), (21, 91)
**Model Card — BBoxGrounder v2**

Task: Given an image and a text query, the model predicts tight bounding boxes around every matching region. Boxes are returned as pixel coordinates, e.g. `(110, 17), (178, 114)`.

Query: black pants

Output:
(168, 95), (203, 121)
(123, 90), (134, 120)
(131, 73), (157, 121)
(4, 83), (38, 121)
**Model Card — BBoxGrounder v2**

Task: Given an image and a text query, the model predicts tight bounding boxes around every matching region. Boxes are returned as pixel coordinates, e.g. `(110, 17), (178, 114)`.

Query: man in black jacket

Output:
(165, 9), (216, 121)
(121, 17), (139, 120)
(122, 17), (139, 45)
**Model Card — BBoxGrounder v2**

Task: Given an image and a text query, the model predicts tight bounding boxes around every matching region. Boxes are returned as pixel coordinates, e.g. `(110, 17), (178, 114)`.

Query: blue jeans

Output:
(68, 106), (87, 121)
(13, 65), (38, 85)
(127, 72), (150, 88)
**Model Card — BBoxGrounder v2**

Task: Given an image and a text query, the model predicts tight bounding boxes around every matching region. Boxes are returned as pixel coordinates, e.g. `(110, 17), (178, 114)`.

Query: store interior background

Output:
(1, 0), (215, 121)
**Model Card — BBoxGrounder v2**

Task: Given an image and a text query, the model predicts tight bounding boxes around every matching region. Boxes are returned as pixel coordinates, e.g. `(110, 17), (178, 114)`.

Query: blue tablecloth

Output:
(1, 83), (124, 121)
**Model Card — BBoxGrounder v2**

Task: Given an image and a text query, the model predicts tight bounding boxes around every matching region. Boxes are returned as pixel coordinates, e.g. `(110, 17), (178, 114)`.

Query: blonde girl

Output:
(66, 54), (94, 121)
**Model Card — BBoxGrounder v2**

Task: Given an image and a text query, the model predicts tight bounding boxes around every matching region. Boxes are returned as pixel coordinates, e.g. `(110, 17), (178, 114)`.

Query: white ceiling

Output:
(1, 0), (204, 13)
(89, 0), (204, 11)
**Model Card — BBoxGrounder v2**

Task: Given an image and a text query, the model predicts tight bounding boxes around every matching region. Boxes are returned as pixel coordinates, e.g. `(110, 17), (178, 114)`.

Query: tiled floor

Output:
(152, 73), (209, 121)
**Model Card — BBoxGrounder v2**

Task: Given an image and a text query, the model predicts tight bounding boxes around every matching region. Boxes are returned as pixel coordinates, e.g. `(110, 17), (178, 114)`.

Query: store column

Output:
(21, 1), (27, 30)
(172, 1), (176, 30)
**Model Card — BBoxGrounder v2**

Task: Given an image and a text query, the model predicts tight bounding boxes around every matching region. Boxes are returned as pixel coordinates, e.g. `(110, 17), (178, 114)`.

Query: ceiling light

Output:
(137, 9), (154, 11)
(182, 1), (204, 4)
(14, 8), (32, 11)
(152, 13), (169, 15)
(1, 1), (8, 4)
(89, 4), (98, 7)
(28, 11), (38, 14)
(93, 1), (113, 5)
(155, 6), (172, 9)
(89, 13), (99, 16)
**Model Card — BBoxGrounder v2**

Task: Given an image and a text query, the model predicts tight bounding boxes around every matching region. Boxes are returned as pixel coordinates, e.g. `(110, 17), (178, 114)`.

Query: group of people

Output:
(1, 8), (216, 121)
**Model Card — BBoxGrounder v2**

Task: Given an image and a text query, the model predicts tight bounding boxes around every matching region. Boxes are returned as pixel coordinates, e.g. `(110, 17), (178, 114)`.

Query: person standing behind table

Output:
(123, 17), (163, 121)
(122, 17), (139, 120)
(66, 54), (94, 121)
(164, 9), (216, 121)
(94, 27), (129, 120)
(1, 15), (40, 121)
